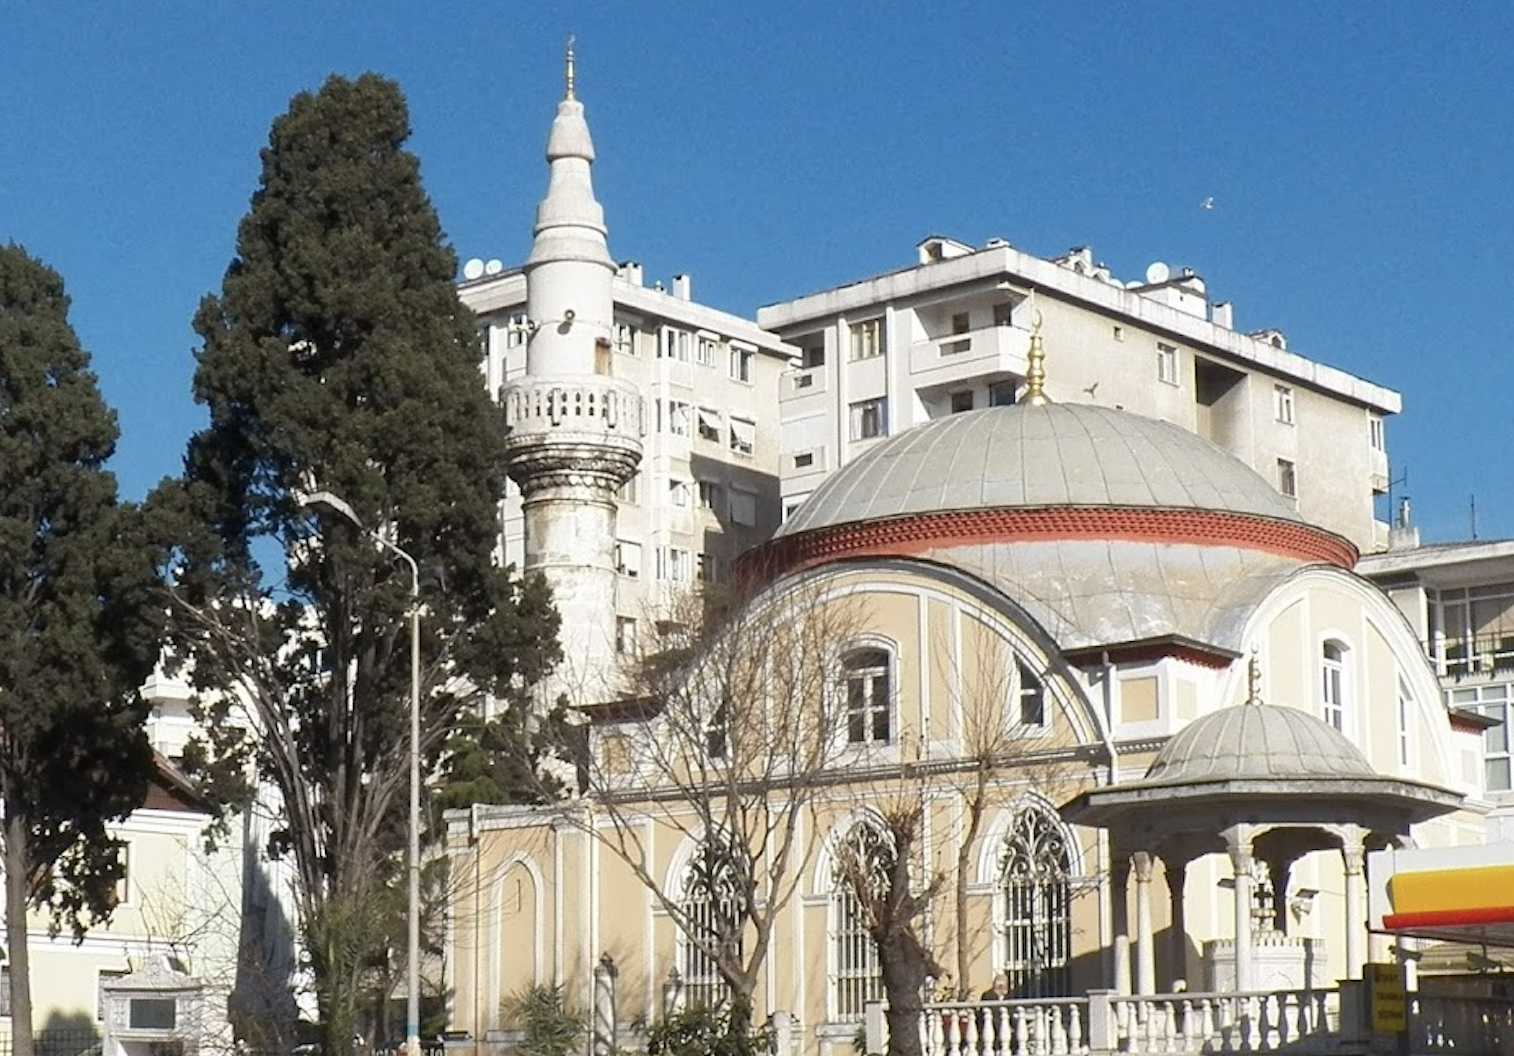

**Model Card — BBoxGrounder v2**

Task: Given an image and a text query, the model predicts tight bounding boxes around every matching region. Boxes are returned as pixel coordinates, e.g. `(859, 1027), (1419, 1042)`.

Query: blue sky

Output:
(4, 4), (1510, 542)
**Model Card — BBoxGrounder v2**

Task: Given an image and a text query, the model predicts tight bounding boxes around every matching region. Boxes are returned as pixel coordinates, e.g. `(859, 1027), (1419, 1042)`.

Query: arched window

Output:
(830, 822), (892, 1019)
(997, 803), (1073, 998)
(1017, 660), (1045, 727)
(679, 840), (744, 1009)
(1321, 641), (1347, 732)
(843, 648), (892, 744)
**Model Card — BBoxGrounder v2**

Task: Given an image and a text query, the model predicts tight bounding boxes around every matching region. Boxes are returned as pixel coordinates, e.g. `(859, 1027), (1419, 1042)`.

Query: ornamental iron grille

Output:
(997, 804), (1073, 998)
(831, 822), (894, 1020)
(680, 839), (745, 1009)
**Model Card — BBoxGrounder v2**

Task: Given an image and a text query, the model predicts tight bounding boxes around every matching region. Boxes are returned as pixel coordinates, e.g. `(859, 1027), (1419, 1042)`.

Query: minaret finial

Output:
(1245, 651), (1263, 706)
(565, 34), (576, 100)
(1024, 291), (1049, 406)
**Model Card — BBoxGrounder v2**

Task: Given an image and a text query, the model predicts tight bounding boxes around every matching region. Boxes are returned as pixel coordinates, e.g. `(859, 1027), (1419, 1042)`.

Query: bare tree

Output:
(530, 577), (867, 1030)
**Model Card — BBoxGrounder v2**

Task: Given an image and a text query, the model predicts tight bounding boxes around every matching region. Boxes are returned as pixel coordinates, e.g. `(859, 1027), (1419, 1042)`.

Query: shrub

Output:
(502, 985), (586, 1056)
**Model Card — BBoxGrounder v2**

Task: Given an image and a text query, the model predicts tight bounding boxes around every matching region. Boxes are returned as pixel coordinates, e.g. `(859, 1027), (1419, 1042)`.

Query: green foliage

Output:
(501, 985), (585, 1056)
(0, 242), (164, 1036)
(435, 702), (584, 811)
(645, 1003), (774, 1056)
(148, 73), (560, 1054)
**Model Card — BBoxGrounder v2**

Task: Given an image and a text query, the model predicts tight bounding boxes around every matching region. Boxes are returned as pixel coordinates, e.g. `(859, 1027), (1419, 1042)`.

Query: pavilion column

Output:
(1226, 829), (1255, 992)
(1161, 855), (1189, 990)
(1111, 854), (1132, 994)
(1132, 851), (1156, 996)
(1341, 830), (1368, 979)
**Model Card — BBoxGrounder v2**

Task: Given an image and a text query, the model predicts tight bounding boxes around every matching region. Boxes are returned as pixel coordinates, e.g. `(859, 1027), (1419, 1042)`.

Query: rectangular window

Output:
(1274, 384), (1295, 425)
(614, 540), (641, 578)
(729, 417), (756, 457)
(616, 473), (640, 505)
(951, 311), (971, 335)
(832, 887), (884, 1020)
(730, 488), (757, 527)
(696, 407), (722, 442)
(665, 400), (692, 437)
(1277, 458), (1297, 499)
(656, 548), (691, 583)
(615, 617), (637, 655)
(1157, 342), (1178, 385)
(669, 479), (691, 507)
(730, 346), (755, 383)
(850, 398), (888, 441)
(845, 651), (891, 744)
(1017, 662), (1046, 727)
(614, 322), (638, 355)
(849, 318), (883, 361)
(993, 301), (1017, 328)
(697, 552), (722, 583)
(1369, 414), (1385, 452)
(989, 381), (1017, 407)
(1451, 683), (1514, 791)
(800, 336), (826, 368)
(1321, 643), (1345, 732)
(793, 452), (814, 469)
(704, 698), (729, 760)
(506, 314), (528, 349)
(696, 334), (718, 366)
(659, 326), (691, 361)
(1397, 677), (1414, 767)
(950, 391), (975, 414)
(697, 479), (722, 513)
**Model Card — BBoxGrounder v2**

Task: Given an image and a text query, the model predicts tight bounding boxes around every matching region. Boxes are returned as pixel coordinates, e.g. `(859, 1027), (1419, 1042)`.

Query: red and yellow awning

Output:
(1384, 863), (1514, 931)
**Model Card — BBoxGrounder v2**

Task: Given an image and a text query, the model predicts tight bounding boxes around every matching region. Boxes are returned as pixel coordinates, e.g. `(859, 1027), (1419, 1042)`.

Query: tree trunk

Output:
(879, 943), (929, 1056)
(5, 811), (36, 1056)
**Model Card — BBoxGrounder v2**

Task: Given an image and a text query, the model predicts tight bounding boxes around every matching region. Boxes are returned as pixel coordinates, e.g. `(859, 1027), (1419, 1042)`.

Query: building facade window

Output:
(849, 318), (883, 361)
(1369, 414), (1385, 452)
(1450, 682), (1514, 791)
(1433, 582), (1514, 676)
(1274, 384), (1295, 425)
(1157, 342), (1178, 385)
(669, 478), (691, 507)
(659, 326), (691, 361)
(680, 842), (742, 1009)
(615, 616), (637, 655)
(696, 335), (718, 367)
(950, 391), (975, 414)
(697, 407), (722, 442)
(1321, 640), (1347, 732)
(830, 823), (891, 1020)
(696, 479), (722, 513)
(998, 803), (1073, 999)
(1396, 675), (1414, 767)
(657, 547), (691, 582)
(616, 473), (640, 505)
(1017, 661), (1045, 727)
(1277, 458), (1297, 499)
(988, 381), (1018, 407)
(615, 540), (641, 578)
(843, 648), (891, 744)
(850, 398), (888, 441)
(729, 417), (756, 457)
(729, 488), (757, 527)
(614, 321), (638, 355)
(730, 346), (755, 382)
(666, 400), (692, 437)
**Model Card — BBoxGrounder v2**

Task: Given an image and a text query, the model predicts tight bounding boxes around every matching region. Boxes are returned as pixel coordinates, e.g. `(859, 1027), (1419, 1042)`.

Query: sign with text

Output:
(1367, 962), (1407, 1033)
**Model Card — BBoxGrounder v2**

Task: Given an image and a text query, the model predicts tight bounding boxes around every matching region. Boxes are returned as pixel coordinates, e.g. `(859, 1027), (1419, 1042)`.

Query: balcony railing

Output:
(1423, 632), (1514, 679)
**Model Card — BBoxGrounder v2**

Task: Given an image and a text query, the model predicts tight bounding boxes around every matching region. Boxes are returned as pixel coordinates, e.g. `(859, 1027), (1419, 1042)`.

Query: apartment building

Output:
(1359, 513), (1514, 838)
(757, 236), (1399, 551)
(460, 264), (794, 670)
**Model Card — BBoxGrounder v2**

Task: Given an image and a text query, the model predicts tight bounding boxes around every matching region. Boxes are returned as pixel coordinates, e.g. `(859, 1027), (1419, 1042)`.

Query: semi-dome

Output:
(1143, 702), (1374, 785)
(777, 403), (1302, 538)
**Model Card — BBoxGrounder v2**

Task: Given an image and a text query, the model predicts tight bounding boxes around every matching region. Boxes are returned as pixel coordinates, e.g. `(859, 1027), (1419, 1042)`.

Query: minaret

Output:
(503, 40), (642, 698)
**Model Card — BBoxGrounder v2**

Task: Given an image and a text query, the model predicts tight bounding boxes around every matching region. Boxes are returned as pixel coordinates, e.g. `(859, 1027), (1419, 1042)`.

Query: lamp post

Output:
(302, 490), (422, 1056)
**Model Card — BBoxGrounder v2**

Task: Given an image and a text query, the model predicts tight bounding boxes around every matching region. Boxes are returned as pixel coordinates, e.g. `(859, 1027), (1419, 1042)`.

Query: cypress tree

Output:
(0, 243), (162, 1055)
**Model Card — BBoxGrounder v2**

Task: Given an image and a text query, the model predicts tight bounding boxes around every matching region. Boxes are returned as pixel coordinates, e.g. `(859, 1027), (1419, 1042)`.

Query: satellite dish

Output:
(1144, 261), (1170, 285)
(484, 259), (503, 275)
(463, 258), (485, 280)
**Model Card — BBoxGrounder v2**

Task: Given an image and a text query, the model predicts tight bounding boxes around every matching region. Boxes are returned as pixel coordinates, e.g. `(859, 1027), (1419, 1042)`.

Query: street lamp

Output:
(301, 490), (423, 1056)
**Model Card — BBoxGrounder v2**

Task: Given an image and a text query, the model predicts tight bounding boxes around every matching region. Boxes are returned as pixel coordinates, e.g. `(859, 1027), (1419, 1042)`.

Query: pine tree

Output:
(153, 74), (559, 1049)
(0, 243), (163, 1056)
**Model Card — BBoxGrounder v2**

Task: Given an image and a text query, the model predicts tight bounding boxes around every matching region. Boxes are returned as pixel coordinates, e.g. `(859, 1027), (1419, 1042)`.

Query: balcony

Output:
(1422, 631), (1514, 680)
(909, 323), (1030, 387)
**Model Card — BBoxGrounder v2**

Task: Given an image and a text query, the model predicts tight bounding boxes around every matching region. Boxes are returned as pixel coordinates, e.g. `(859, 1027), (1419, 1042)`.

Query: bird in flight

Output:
(1083, 382), (1099, 397)
(1199, 197), (1215, 211)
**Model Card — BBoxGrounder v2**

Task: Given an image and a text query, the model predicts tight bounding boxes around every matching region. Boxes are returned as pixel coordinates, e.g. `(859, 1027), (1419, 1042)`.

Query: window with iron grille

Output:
(831, 823), (892, 1020)
(998, 804), (1073, 998)
(680, 841), (744, 1009)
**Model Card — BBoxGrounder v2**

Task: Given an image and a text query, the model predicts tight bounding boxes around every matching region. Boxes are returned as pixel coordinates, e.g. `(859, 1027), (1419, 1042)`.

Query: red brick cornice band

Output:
(741, 507), (1358, 580)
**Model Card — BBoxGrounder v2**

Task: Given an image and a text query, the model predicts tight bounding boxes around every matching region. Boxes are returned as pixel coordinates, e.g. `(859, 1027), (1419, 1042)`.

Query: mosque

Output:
(442, 48), (1498, 1056)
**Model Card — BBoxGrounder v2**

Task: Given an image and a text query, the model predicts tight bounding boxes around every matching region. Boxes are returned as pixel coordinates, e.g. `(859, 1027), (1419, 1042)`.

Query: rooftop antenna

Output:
(1386, 464), (1408, 528)
(1471, 494), (1478, 541)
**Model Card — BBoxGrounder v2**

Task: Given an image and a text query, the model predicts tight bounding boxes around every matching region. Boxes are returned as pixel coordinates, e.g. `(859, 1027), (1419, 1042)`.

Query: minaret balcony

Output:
(502, 376), (644, 493)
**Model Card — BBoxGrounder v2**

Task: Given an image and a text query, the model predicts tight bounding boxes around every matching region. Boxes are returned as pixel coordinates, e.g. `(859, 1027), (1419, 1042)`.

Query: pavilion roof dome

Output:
(1143, 702), (1375, 785)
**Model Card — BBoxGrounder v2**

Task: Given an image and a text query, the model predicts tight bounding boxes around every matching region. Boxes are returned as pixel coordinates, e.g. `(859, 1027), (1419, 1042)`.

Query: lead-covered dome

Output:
(1144, 702), (1374, 785)
(778, 404), (1301, 538)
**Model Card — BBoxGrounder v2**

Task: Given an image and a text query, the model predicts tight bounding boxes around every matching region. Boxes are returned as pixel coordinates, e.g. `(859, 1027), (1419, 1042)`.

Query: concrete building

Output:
(458, 51), (795, 698)
(757, 237), (1398, 552)
(1358, 519), (1514, 842)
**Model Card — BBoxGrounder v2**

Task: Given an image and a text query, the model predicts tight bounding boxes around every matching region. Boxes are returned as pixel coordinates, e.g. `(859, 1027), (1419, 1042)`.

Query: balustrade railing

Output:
(1105, 989), (1333, 1054)
(920, 998), (1089, 1056)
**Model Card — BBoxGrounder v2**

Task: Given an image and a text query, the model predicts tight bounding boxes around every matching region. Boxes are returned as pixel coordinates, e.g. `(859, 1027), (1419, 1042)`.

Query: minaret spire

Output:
(565, 34), (576, 100)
